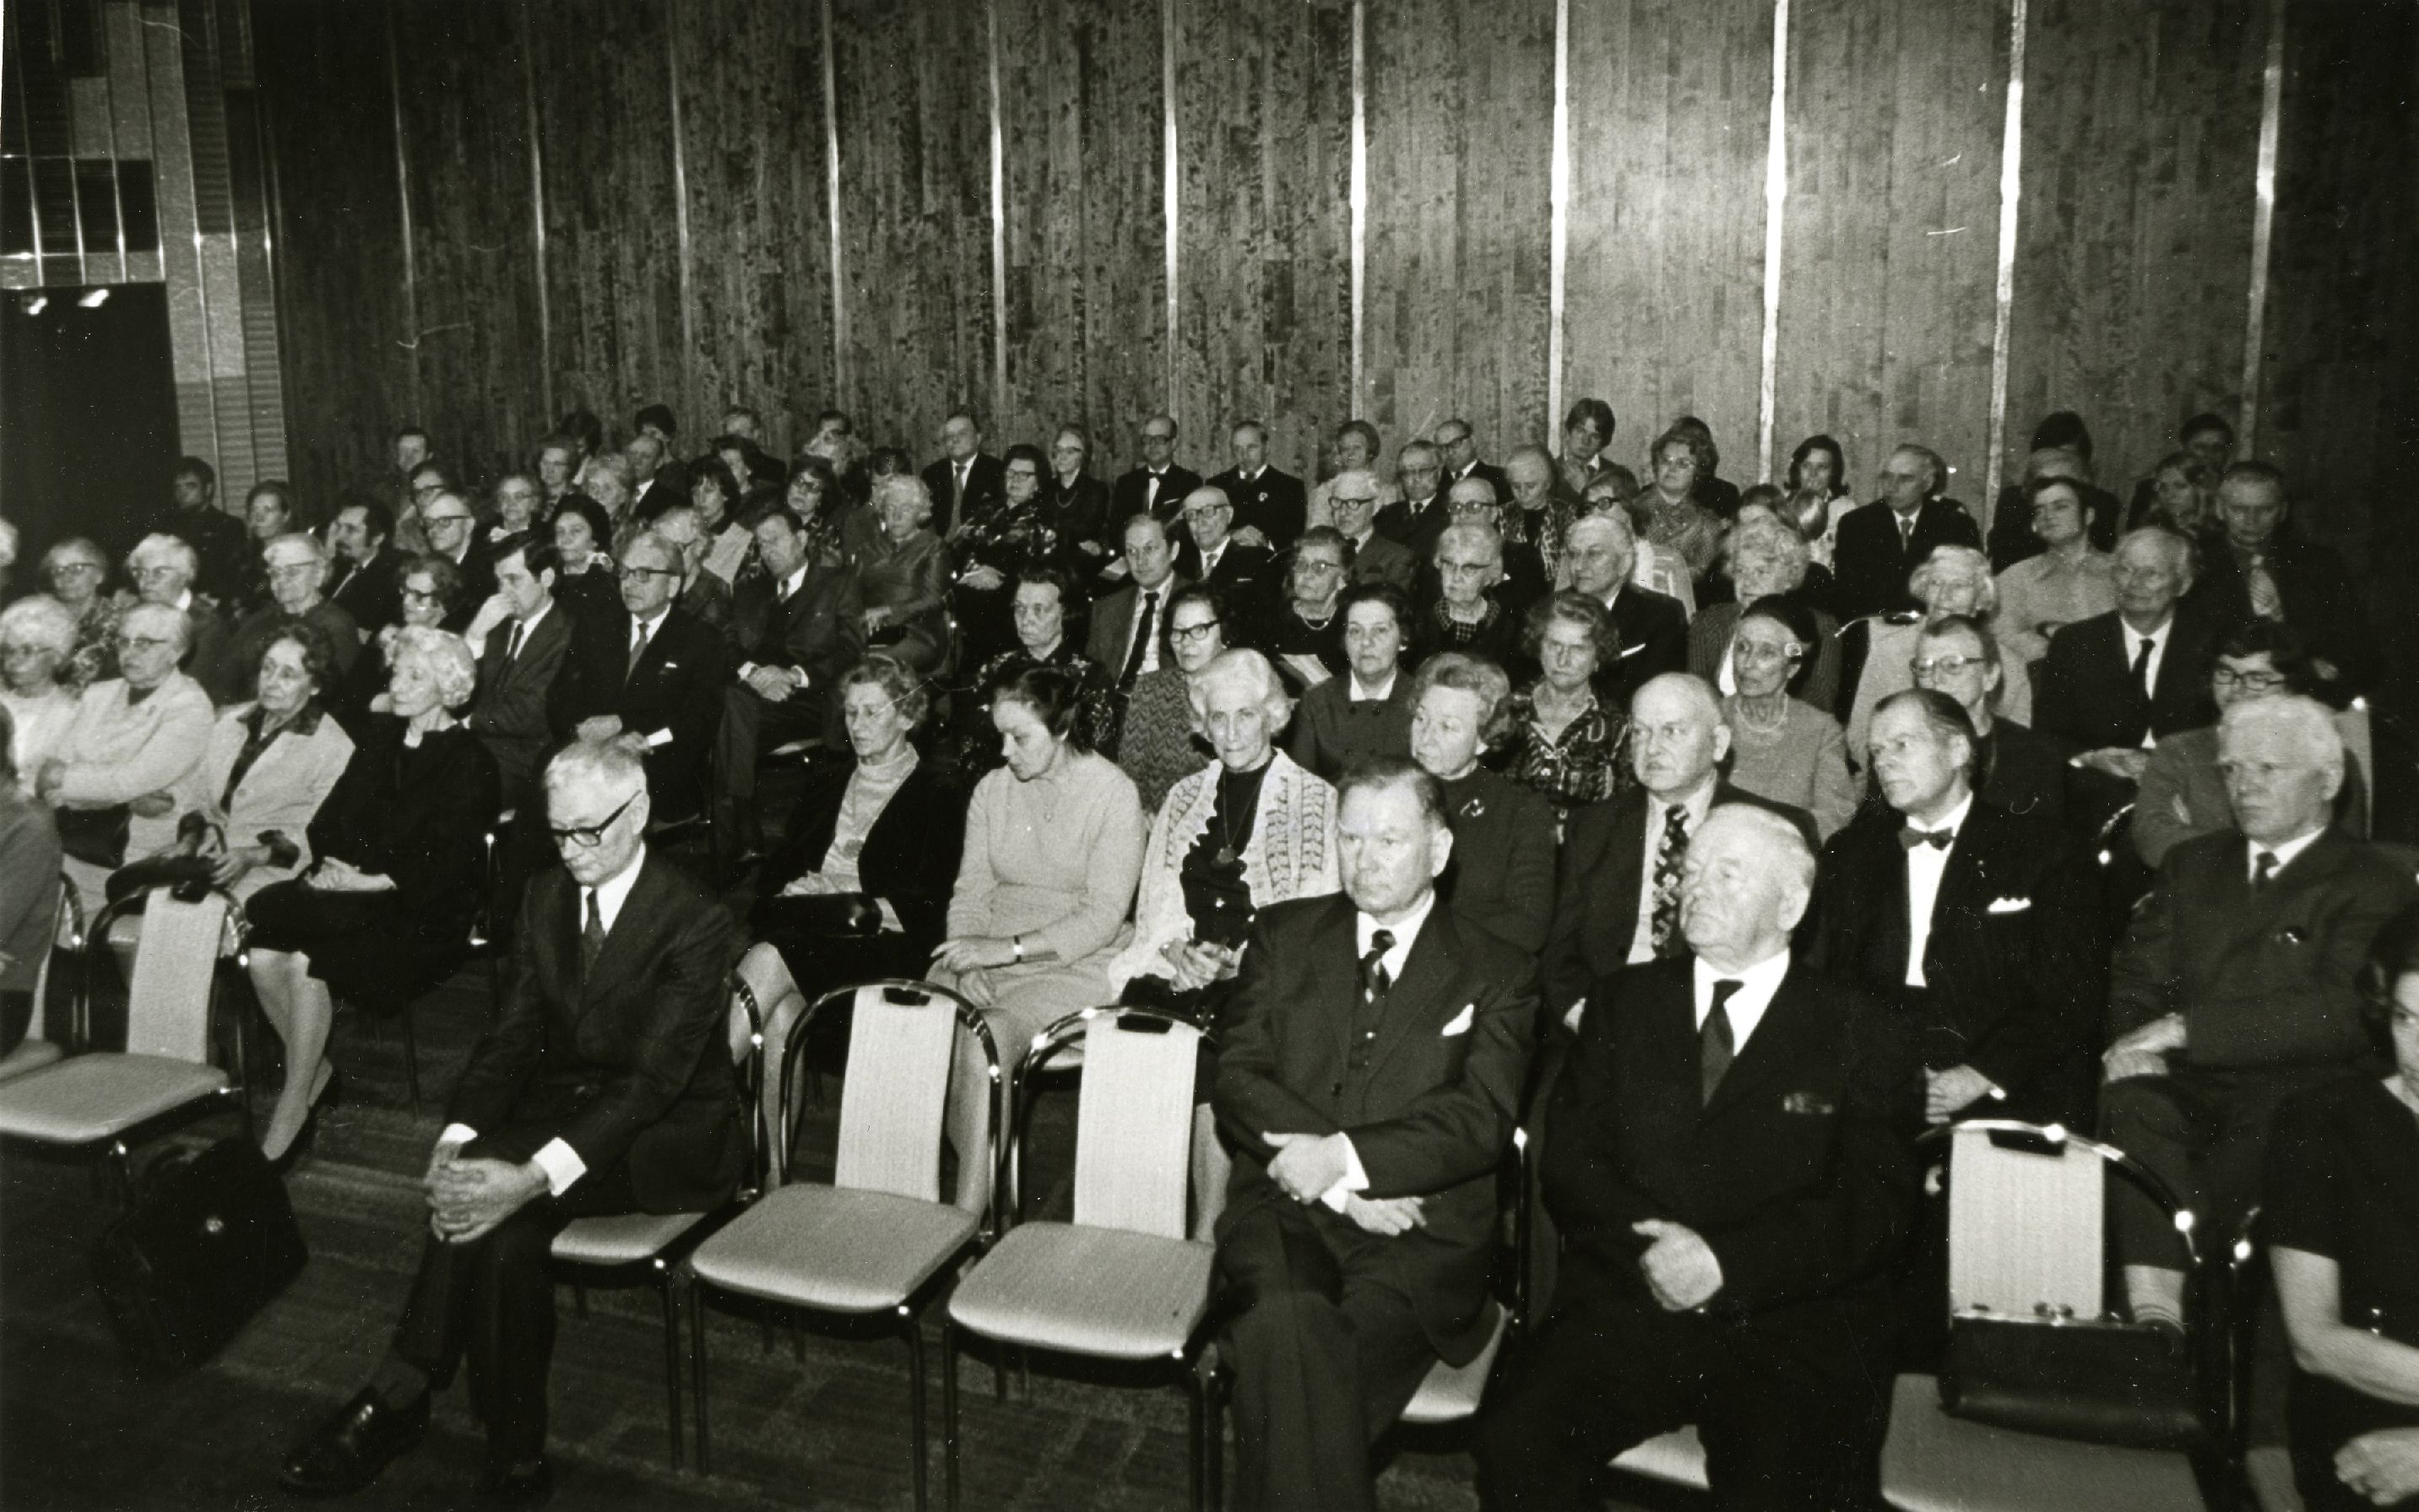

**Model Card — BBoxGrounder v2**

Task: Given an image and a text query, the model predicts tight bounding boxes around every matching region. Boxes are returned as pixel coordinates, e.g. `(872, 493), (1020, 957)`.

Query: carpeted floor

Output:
(1, 958), (1502, 1510)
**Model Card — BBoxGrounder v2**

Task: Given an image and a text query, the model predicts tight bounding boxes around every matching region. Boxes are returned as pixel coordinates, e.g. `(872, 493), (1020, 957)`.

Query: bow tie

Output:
(1900, 826), (1955, 852)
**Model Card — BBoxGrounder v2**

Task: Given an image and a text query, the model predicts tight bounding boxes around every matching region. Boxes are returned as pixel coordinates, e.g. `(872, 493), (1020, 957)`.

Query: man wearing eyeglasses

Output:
(551, 531), (728, 828)
(206, 534), (361, 706)
(279, 736), (744, 1504)
(1172, 487), (1272, 616)
(37, 600), (215, 898)
(1909, 614), (2078, 826)
(415, 489), (496, 633)
(1110, 414), (1202, 535)
(1375, 441), (1453, 564)
(125, 532), (236, 691)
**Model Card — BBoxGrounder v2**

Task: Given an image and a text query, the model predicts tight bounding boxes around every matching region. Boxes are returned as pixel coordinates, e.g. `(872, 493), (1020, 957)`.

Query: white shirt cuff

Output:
(643, 727), (674, 749)
(529, 1138), (587, 1196)
(437, 1123), (478, 1152)
(738, 660), (759, 680)
(1315, 1136), (1370, 1212)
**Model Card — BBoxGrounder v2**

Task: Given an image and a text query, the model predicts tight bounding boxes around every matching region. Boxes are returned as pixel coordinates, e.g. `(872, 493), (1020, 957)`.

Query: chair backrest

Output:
(1947, 1121), (2110, 1319)
(26, 874), (72, 1043)
(827, 981), (976, 1204)
(1058, 1010), (1203, 1240)
(2336, 702), (2374, 837)
(117, 890), (231, 1064)
(724, 974), (767, 1188)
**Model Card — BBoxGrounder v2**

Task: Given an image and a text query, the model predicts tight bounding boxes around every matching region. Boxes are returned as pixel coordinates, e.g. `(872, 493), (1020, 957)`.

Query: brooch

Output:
(1462, 797), (1486, 819)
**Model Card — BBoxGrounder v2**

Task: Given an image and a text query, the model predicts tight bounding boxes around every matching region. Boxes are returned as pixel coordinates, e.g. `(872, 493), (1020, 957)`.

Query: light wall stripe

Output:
(1163, 0), (1179, 404)
(2240, 0), (2287, 454)
(822, 0), (849, 409)
(1546, 0), (1570, 437)
(1348, 0), (1367, 405)
(520, 1), (552, 424)
(1982, 0), (2029, 519)
(665, 1), (696, 387)
(382, 0), (420, 418)
(987, 0), (1008, 425)
(1756, 0), (1789, 483)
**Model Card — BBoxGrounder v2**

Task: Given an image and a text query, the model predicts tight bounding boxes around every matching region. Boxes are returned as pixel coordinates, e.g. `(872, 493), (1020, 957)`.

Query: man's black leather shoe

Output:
(479, 1456), (553, 1506)
(279, 1387), (430, 1496)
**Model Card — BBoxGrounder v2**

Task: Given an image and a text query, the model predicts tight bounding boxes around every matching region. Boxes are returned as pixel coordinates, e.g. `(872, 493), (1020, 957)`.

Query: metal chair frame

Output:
(687, 977), (1004, 1508)
(549, 973), (764, 1471)
(942, 1005), (1220, 1512)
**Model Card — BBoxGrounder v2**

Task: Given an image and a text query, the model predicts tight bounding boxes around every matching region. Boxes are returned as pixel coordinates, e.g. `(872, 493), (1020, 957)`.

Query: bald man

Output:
(1832, 445), (1982, 621)
(1562, 513), (1687, 713)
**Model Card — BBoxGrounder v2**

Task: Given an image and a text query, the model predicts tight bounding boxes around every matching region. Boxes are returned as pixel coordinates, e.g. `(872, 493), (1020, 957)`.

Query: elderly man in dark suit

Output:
(1561, 512), (1686, 715)
(1328, 469), (1418, 593)
(417, 490), (496, 634)
(1477, 803), (1923, 1509)
(1909, 615), (2078, 824)
(919, 410), (1005, 539)
(279, 738), (744, 1503)
(1214, 756), (1538, 1512)
(1375, 441), (1453, 565)
(2193, 461), (2367, 691)
(1205, 420), (1307, 552)
(1173, 486), (1275, 618)
(1109, 413), (1203, 532)
(1831, 445), (1982, 621)
(1085, 513), (1190, 691)
(2102, 695), (2419, 1331)
(714, 502), (865, 853)
(1435, 418), (1511, 511)
(550, 530), (727, 826)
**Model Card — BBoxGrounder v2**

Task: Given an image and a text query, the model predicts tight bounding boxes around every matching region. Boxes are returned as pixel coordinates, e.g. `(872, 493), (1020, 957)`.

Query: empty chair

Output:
(943, 1006), (1216, 1511)
(686, 979), (1004, 1509)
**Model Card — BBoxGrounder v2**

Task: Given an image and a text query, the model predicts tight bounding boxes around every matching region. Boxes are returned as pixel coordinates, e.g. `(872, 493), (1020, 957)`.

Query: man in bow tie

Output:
(1213, 756), (1538, 1512)
(1478, 803), (1923, 1510)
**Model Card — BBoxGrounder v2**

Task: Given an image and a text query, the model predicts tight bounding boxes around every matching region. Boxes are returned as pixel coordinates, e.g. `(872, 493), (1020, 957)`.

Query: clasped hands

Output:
(745, 665), (805, 703)
(422, 1142), (546, 1246)
(1159, 937), (1240, 992)
(2337, 1427), (2419, 1507)
(1633, 1217), (1724, 1311)
(306, 857), (397, 894)
(2103, 1012), (2186, 1083)
(1262, 1130), (1426, 1238)
(1924, 1065), (1999, 1125)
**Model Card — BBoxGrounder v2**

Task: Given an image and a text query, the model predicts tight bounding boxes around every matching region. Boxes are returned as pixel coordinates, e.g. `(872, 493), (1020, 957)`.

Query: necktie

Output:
(1120, 590), (1159, 686)
(1350, 928), (1396, 1071)
(1702, 978), (1743, 1104)
(1651, 805), (1689, 958)
(2129, 635), (2156, 740)
(2247, 555), (2283, 620)
(1899, 826), (1955, 851)
(1896, 513), (1915, 553)
(580, 890), (607, 977)
(1145, 471), (1163, 512)
(626, 618), (652, 684)
(504, 621), (525, 665)
(2252, 850), (2278, 889)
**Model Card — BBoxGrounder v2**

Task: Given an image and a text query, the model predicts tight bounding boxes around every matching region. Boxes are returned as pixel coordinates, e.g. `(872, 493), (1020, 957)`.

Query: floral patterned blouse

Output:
(1502, 682), (1634, 820)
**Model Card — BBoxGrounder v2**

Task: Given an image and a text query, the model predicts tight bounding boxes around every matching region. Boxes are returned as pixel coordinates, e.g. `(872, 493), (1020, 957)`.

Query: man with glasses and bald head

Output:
(126, 532), (235, 691)
(38, 599), (214, 896)
(551, 530), (729, 827)
(1831, 444), (1982, 621)
(279, 736), (744, 1504)
(415, 489), (496, 632)
(1112, 413), (1205, 535)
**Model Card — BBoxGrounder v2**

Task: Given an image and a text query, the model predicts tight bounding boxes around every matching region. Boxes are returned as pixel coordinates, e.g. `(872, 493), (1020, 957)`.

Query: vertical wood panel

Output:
(1363, 0), (1554, 469)
(393, 0), (545, 485)
(1562, 0), (1773, 480)
(529, 0), (681, 447)
(832, 0), (995, 463)
(1776, 0), (2009, 505)
(2003, 0), (2261, 500)
(1171, 0), (1353, 479)
(995, 0), (1166, 463)
(673, 0), (834, 459)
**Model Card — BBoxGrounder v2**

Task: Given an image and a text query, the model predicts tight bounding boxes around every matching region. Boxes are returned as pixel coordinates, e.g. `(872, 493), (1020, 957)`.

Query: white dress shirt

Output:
(2118, 615), (2174, 747)
(1903, 792), (1973, 987)
(1695, 947), (1791, 1052)
(1317, 892), (1438, 1210)
(738, 566), (811, 680)
(1348, 669), (1397, 704)
(1125, 586), (1165, 675)
(2250, 825), (2324, 883)
(1629, 778), (1717, 964)
(439, 845), (649, 1195)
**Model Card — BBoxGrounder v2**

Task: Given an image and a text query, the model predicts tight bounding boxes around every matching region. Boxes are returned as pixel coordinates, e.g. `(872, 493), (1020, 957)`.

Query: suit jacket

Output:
(1174, 540), (1275, 611)
(448, 854), (745, 1214)
(1807, 799), (2108, 1123)
(1112, 463), (1205, 527)
(731, 562), (865, 698)
(2032, 603), (2222, 752)
(467, 605), (574, 798)
(1543, 957), (1922, 1320)
(1215, 893), (1539, 1363)
(176, 702), (355, 891)
(1346, 530), (1418, 593)
(1597, 585), (1690, 713)
(2130, 723), (2372, 869)
(1085, 573), (1192, 683)
(766, 754), (965, 949)
(436, 539), (499, 635)
(920, 453), (1006, 538)
(1287, 674), (1416, 783)
(550, 604), (729, 819)
(328, 549), (403, 638)
(1977, 718), (2077, 824)
(1435, 767), (1557, 955)
(1375, 494), (1453, 566)
(2192, 533), (2368, 689)
(1543, 783), (1816, 1014)
(1831, 498), (1982, 621)
(1205, 466), (1308, 549)
(2106, 829), (2419, 1071)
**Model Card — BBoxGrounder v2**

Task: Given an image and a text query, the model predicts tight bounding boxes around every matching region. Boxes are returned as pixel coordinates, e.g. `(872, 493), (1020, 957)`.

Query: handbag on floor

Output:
(90, 1136), (308, 1372)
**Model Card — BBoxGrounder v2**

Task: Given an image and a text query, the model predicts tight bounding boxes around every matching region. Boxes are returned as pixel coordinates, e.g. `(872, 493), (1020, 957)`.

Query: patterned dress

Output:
(1502, 683), (1634, 823)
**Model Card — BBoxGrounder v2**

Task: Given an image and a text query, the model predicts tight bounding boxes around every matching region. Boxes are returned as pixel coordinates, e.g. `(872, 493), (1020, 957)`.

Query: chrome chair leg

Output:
(903, 1304), (928, 1512)
(658, 1261), (684, 1471)
(688, 1277), (713, 1476)
(941, 1317), (961, 1512)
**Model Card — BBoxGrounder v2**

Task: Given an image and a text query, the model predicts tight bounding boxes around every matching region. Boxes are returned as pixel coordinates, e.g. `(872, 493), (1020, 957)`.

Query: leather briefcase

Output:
(90, 1137), (308, 1372)
(1939, 1311), (2210, 1449)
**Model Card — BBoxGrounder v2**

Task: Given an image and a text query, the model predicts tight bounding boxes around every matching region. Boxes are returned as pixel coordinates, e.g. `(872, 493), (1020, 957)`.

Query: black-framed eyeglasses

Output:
(617, 563), (681, 582)
(549, 793), (637, 849)
(2211, 668), (2286, 691)
(400, 586), (442, 603)
(1912, 655), (1986, 677)
(1169, 619), (1222, 643)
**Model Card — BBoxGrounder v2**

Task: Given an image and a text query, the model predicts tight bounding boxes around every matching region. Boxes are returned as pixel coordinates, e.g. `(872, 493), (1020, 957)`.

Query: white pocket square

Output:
(1441, 1004), (1476, 1037)
(1986, 897), (2032, 914)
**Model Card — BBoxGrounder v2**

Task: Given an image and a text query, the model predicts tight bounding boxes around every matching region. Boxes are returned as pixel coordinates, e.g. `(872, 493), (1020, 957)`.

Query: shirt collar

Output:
(1694, 947), (1792, 1048)
(2253, 826), (2325, 877)
(582, 845), (648, 932)
(632, 604), (671, 639)
(778, 565), (809, 599)
(2121, 614), (2175, 653)
(1357, 890), (1436, 966)
(513, 598), (554, 636)
(1654, 776), (1719, 827)
(1905, 789), (1976, 842)
(1349, 669), (1397, 703)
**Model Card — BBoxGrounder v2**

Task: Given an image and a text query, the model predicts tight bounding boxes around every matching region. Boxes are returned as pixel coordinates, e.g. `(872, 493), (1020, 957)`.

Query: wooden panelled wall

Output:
(256, 0), (2414, 561)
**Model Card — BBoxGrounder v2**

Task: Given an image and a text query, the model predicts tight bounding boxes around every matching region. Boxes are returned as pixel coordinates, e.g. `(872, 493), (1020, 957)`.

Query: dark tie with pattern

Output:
(1350, 928), (1395, 1071)
(503, 621), (525, 666)
(1120, 589), (1159, 686)
(1702, 978), (1743, 1104)
(626, 618), (652, 685)
(1651, 805), (1689, 958)
(581, 890), (607, 978)
(2252, 850), (2278, 889)
(2128, 634), (2156, 734)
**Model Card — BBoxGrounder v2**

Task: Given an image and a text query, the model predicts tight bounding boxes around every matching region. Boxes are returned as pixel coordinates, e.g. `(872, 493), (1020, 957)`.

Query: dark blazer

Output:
(765, 754), (964, 948)
(1543, 783), (1816, 1014)
(1174, 539), (1275, 610)
(2192, 533), (2368, 689)
(1807, 799), (2109, 1123)
(1041, 472), (1116, 577)
(1977, 718), (2078, 824)
(1084, 573), (1191, 682)
(448, 854), (745, 1214)
(550, 604), (729, 820)
(328, 548), (403, 638)
(1287, 673), (1416, 783)
(307, 716), (499, 946)
(2107, 828), (2419, 1070)
(144, 502), (252, 608)
(1112, 463), (1205, 528)
(730, 562), (865, 696)
(1597, 585), (1691, 714)
(1435, 767), (1557, 955)
(1831, 498), (1982, 621)
(1375, 494), (1453, 566)
(1205, 466), (1308, 549)
(1544, 957), (1922, 1318)
(1215, 893), (1539, 1363)
(1346, 530), (1418, 593)
(920, 453), (1006, 538)
(436, 540), (499, 635)
(467, 605), (574, 799)
(2032, 602), (2222, 752)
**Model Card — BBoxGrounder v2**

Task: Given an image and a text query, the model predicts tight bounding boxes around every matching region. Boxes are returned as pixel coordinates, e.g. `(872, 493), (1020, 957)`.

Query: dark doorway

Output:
(0, 282), (178, 575)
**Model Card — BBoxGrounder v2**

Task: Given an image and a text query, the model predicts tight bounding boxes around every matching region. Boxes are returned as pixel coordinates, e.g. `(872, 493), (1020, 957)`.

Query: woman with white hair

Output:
(41, 536), (121, 686)
(1687, 519), (1845, 711)
(851, 474), (952, 671)
(1843, 543), (2032, 765)
(241, 626), (500, 1163)
(1108, 648), (1339, 1014)
(39, 601), (215, 899)
(1, 595), (84, 792)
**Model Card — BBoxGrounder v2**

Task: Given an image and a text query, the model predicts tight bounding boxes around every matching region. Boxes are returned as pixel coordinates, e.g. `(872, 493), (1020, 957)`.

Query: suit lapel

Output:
(578, 856), (664, 1011)
(1310, 897), (1362, 1072)
(1704, 966), (1826, 1122)
(1605, 791), (1650, 943)
(1365, 906), (1464, 1083)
